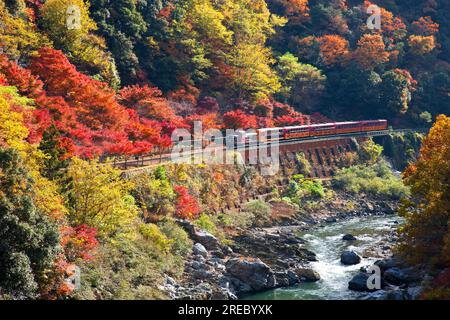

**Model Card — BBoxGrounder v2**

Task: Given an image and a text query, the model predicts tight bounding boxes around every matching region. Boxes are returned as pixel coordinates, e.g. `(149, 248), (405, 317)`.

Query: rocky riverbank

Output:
(158, 191), (424, 300)
(349, 257), (430, 300)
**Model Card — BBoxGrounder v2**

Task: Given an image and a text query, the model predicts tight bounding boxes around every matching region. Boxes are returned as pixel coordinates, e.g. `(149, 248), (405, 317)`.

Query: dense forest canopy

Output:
(0, 0), (449, 159)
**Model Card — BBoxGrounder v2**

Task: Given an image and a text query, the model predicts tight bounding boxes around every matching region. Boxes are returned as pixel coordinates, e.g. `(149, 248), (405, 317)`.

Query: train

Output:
(236, 120), (388, 143)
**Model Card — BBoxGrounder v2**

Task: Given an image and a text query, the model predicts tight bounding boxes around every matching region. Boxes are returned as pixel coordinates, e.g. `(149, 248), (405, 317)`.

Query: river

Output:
(244, 215), (401, 300)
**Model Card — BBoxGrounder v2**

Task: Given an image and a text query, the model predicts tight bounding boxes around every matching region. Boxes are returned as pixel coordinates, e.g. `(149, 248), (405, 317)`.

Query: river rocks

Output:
(360, 290), (388, 300)
(225, 258), (276, 291)
(178, 219), (221, 251)
(385, 288), (407, 300)
(342, 234), (357, 241)
(299, 248), (318, 262)
(348, 273), (369, 291)
(193, 243), (208, 257)
(294, 268), (321, 282)
(379, 202), (396, 215)
(287, 270), (299, 285)
(348, 272), (377, 292)
(274, 272), (290, 287)
(374, 258), (398, 272)
(193, 269), (214, 280)
(194, 230), (221, 251)
(406, 286), (422, 300)
(341, 250), (362, 265)
(383, 267), (412, 285)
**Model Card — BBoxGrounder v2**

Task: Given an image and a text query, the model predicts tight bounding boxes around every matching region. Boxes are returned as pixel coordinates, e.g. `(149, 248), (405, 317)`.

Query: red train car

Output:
(257, 120), (388, 142)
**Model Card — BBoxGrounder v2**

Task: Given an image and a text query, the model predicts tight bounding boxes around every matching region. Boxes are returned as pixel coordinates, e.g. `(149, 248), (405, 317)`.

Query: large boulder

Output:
(225, 258), (276, 291)
(383, 267), (409, 285)
(374, 258), (398, 272)
(294, 268), (321, 282)
(193, 243), (208, 257)
(385, 288), (407, 300)
(341, 251), (362, 265)
(342, 234), (357, 241)
(178, 220), (221, 251)
(348, 272), (373, 291)
(406, 286), (423, 300)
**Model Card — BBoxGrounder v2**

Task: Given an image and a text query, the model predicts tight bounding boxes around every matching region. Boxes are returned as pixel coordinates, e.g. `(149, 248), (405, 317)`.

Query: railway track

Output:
(107, 128), (426, 172)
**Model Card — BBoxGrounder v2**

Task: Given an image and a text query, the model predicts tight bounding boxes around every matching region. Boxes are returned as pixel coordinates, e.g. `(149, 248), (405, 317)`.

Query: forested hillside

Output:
(0, 0), (449, 300)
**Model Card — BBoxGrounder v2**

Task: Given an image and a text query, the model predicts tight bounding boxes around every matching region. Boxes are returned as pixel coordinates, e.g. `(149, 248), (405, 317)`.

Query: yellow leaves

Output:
(190, 0), (233, 46)
(66, 157), (139, 239)
(41, 0), (97, 48)
(139, 223), (173, 254)
(408, 35), (436, 56)
(0, 1), (51, 60)
(229, 43), (281, 100)
(0, 86), (30, 153)
(0, 85), (67, 220)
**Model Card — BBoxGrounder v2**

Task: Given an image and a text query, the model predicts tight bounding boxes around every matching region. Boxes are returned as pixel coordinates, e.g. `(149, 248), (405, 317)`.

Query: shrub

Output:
(244, 200), (271, 226)
(159, 219), (192, 257)
(285, 174), (325, 204)
(217, 211), (255, 229)
(195, 213), (217, 235)
(72, 240), (169, 300)
(139, 223), (173, 254)
(334, 160), (409, 199)
(296, 152), (311, 175)
(131, 171), (175, 219)
(358, 138), (383, 164)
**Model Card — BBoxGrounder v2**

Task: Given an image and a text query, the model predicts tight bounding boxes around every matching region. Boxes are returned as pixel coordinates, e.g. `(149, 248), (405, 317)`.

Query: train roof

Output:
(257, 127), (284, 132)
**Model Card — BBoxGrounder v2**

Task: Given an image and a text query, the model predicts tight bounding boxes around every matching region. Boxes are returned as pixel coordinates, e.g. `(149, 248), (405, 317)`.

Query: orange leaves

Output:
(354, 34), (389, 70)
(400, 114), (450, 268)
(412, 16), (439, 36)
(317, 35), (350, 67)
(408, 35), (436, 55)
(174, 185), (201, 220)
(119, 84), (176, 123)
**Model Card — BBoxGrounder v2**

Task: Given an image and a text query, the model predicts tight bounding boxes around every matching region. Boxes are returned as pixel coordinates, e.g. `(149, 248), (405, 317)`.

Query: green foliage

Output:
(217, 210), (254, 229)
(194, 213), (217, 235)
(285, 174), (325, 205)
(358, 138), (383, 165)
(38, 125), (69, 180)
(381, 131), (423, 170)
(334, 160), (409, 200)
(131, 170), (175, 219)
(419, 111), (432, 124)
(0, 148), (60, 298)
(159, 218), (192, 256)
(243, 199), (271, 226)
(295, 152), (311, 176)
(72, 239), (172, 300)
(276, 53), (326, 111)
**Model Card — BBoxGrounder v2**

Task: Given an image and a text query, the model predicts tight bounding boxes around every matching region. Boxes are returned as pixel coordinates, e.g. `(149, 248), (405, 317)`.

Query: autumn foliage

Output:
(399, 115), (450, 269)
(174, 185), (201, 220)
